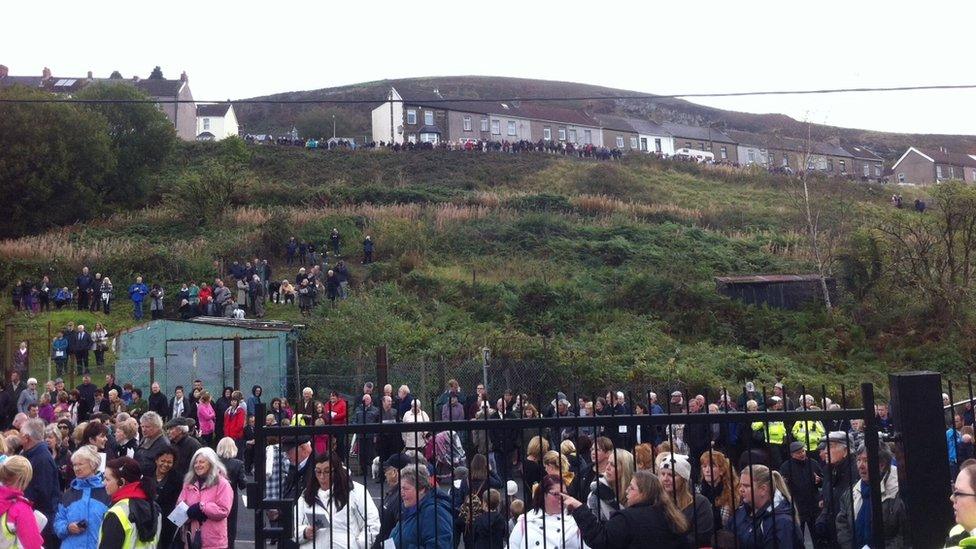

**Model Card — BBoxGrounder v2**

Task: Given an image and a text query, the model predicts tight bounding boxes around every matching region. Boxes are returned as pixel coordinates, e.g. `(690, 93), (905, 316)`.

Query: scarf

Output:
(854, 481), (872, 547)
(111, 481), (148, 504)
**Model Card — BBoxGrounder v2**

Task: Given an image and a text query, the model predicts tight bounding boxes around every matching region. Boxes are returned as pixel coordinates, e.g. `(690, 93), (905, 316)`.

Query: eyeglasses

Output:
(952, 491), (976, 498)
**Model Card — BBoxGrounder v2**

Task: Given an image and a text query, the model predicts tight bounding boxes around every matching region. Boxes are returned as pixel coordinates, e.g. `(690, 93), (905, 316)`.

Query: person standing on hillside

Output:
(363, 235), (374, 264)
(128, 276), (148, 321)
(330, 227), (341, 257)
(286, 237), (298, 265)
(75, 266), (93, 311)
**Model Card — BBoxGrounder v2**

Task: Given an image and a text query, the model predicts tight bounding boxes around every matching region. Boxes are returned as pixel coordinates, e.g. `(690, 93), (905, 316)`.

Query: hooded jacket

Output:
(389, 489), (454, 549)
(55, 473), (111, 548)
(99, 481), (160, 548)
(0, 485), (43, 549)
(246, 385), (262, 418)
(731, 493), (801, 549)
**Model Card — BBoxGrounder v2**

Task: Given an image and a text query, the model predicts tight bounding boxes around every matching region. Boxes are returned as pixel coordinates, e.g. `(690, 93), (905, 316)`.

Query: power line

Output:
(0, 83), (974, 105)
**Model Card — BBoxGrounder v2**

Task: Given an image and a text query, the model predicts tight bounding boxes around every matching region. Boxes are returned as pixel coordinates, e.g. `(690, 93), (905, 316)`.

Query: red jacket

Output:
(223, 404), (246, 440)
(322, 398), (347, 425)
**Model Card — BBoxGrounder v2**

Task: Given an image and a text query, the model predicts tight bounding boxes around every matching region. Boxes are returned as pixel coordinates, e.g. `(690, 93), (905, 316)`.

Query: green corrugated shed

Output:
(115, 317), (296, 399)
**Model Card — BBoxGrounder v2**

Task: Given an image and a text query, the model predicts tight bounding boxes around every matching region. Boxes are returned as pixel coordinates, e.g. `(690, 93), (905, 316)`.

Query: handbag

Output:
(181, 523), (203, 549)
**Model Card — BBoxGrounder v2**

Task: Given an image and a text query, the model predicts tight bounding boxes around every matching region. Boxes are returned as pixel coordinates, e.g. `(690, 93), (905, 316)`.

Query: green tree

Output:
(149, 66), (163, 79)
(164, 160), (236, 227)
(0, 86), (115, 237)
(75, 83), (177, 206)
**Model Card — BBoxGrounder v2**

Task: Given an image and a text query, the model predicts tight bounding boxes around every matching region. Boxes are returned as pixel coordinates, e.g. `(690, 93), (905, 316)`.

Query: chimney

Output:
(0, 65), (7, 78)
(180, 71), (188, 83)
(87, 70), (93, 79)
(132, 75), (140, 83)
(42, 67), (51, 80)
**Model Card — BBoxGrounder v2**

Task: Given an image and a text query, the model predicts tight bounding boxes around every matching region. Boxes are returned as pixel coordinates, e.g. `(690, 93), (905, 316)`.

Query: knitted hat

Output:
(655, 453), (691, 481)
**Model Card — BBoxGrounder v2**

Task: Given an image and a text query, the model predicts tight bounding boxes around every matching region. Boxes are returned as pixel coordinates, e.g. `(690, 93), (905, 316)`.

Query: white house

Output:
(371, 87), (406, 145)
(196, 103), (239, 141)
(627, 119), (674, 155)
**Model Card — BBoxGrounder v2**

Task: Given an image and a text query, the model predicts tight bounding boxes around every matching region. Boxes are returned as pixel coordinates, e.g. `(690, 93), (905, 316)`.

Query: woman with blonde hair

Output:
(562, 469), (690, 549)
(732, 464), (800, 548)
(656, 452), (714, 547)
(587, 449), (634, 520)
(699, 450), (740, 533)
(522, 435), (549, 505)
(541, 449), (580, 499)
(0, 455), (44, 548)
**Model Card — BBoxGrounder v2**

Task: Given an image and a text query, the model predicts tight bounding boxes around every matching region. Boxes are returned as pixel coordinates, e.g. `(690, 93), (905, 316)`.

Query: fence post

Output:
(249, 402), (266, 549)
(861, 383), (886, 549)
(149, 357), (155, 386)
(889, 371), (953, 548)
(376, 345), (388, 389)
(233, 336), (242, 390)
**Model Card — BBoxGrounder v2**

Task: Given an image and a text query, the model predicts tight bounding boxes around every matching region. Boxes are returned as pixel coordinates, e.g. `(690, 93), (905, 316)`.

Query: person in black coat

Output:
(22, 418), (61, 547)
(218, 437), (248, 549)
(779, 441), (822, 540)
(70, 325), (93, 374)
(152, 446), (181, 547)
(470, 489), (509, 549)
(214, 387), (233, 441)
(564, 470), (691, 549)
(147, 382), (169, 419)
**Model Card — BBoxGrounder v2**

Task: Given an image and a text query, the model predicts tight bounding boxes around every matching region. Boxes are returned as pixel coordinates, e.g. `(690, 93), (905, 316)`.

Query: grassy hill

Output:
(235, 75), (976, 160)
(0, 143), (963, 397)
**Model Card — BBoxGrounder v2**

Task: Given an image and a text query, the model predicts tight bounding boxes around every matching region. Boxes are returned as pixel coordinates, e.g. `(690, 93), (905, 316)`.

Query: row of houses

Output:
(371, 87), (890, 180)
(0, 65), (239, 141)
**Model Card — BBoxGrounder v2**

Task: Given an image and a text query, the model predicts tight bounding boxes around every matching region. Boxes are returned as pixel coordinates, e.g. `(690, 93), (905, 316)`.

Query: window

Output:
(481, 118), (489, 132)
(584, 130), (592, 144)
(655, 138), (662, 153)
(898, 172), (906, 183)
(782, 154), (789, 167)
(424, 110), (434, 126)
(862, 164), (869, 177)
(203, 118), (210, 130)
(698, 142), (706, 150)
(937, 165), (944, 179)
(839, 160), (846, 173)
(507, 121), (517, 136)
(807, 158), (815, 170)
(463, 116), (471, 131)
(543, 127), (551, 140)
(491, 120), (500, 135)
(720, 146), (727, 160)
(616, 136), (624, 148)
(406, 109), (417, 125)
(558, 128), (566, 141)
(748, 150), (755, 163)
(420, 132), (438, 143)
(685, 141), (692, 149)
(630, 137), (638, 149)
(407, 133), (417, 144)
(875, 165), (882, 177)
(569, 129), (577, 142)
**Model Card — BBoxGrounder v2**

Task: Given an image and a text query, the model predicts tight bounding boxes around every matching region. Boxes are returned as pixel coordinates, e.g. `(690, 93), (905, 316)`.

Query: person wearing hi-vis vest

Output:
(98, 457), (161, 549)
(0, 456), (44, 549)
(751, 419), (787, 468)
(792, 417), (826, 461)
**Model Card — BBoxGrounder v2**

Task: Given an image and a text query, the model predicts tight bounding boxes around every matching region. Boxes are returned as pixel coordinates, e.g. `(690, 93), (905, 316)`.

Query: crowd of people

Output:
(0, 361), (975, 548)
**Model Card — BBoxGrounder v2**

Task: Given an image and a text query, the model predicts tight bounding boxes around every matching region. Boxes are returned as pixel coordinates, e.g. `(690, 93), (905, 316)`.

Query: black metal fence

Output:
(247, 383), (892, 549)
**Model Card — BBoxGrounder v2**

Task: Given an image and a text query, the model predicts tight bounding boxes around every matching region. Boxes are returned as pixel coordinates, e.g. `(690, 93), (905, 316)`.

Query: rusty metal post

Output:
(149, 357), (155, 386)
(376, 345), (388, 389)
(233, 336), (242, 390)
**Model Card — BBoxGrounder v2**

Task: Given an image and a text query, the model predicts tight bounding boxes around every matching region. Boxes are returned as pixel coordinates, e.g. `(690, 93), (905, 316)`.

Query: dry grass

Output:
(570, 194), (704, 222)
(0, 232), (135, 263)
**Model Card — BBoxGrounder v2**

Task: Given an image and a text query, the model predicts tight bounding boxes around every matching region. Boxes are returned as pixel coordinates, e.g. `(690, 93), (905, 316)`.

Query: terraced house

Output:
(891, 147), (976, 185)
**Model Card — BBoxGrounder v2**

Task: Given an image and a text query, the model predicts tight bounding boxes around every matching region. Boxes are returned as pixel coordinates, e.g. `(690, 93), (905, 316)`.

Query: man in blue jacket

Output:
(21, 418), (61, 547)
(128, 276), (149, 320)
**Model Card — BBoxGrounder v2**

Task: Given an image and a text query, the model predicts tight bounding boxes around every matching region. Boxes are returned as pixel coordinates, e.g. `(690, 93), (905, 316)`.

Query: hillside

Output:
(2, 143), (968, 399)
(235, 75), (976, 159)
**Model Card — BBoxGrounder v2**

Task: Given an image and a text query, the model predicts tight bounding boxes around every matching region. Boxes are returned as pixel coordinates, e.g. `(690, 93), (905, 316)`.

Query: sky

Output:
(4, 1), (975, 135)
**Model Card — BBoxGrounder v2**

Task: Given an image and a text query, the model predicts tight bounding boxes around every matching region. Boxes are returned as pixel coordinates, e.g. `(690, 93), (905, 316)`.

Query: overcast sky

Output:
(5, 1), (974, 135)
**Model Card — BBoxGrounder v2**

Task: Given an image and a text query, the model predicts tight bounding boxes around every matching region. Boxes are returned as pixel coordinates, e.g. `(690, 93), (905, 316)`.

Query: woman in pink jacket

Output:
(0, 456), (43, 549)
(176, 447), (233, 549)
(197, 392), (216, 448)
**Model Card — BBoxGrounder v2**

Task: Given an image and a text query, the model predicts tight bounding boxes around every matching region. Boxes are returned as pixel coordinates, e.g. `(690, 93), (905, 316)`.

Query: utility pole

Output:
(332, 114), (336, 140)
(388, 89), (395, 145)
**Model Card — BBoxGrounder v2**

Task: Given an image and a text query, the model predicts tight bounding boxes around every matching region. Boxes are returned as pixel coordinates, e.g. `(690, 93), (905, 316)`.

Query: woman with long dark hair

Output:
(295, 452), (379, 548)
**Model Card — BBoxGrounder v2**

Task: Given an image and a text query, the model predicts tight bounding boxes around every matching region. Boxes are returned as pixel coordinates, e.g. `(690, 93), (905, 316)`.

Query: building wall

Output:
(737, 144), (769, 166)
(893, 150), (936, 185)
(601, 128), (640, 151)
(174, 84), (196, 140)
(671, 134), (739, 163)
(401, 104), (451, 143)
(638, 134), (674, 155)
(446, 110), (490, 142)
(487, 114), (532, 141)
(371, 99), (404, 144)
(936, 163), (967, 182)
(851, 157), (885, 180)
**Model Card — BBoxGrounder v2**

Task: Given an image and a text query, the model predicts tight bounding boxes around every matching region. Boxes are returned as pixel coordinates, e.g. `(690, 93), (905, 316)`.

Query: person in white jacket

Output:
(401, 399), (430, 452)
(510, 474), (590, 549)
(295, 452), (380, 549)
